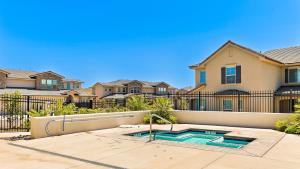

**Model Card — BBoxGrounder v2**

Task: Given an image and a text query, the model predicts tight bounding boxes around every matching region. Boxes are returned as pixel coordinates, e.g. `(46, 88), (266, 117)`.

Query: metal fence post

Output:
(198, 92), (201, 111)
(237, 91), (241, 112)
(89, 100), (93, 109)
(273, 90), (276, 113)
(27, 96), (30, 112)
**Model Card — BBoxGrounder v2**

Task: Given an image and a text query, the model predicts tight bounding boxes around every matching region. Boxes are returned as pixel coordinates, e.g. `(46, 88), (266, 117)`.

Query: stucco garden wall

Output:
(30, 111), (149, 139)
(31, 110), (291, 139)
(173, 110), (290, 129)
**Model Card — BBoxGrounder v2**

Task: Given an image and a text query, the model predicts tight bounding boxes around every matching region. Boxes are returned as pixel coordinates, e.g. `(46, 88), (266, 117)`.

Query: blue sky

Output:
(0, 0), (299, 88)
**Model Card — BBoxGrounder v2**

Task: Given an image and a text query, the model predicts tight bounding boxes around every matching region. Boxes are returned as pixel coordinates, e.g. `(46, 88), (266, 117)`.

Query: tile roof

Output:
(0, 88), (67, 96)
(276, 85), (300, 94)
(263, 46), (300, 64)
(63, 79), (83, 83)
(2, 69), (38, 79)
(180, 86), (194, 91)
(190, 41), (300, 68)
(104, 93), (134, 99)
(1, 68), (83, 82)
(214, 89), (250, 95)
(0, 88), (96, 97)
(99, 80), (175, 88)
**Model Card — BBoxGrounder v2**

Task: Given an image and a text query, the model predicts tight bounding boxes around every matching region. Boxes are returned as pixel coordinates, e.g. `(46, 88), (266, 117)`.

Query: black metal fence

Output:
(0, 95), (124, 132)
(1, 90), (299, 132)
(150, 90), (300, 113)
(0, 95), (64, 132)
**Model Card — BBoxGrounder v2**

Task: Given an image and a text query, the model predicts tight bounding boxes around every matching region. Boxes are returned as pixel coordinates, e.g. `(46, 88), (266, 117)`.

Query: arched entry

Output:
(66, 95), (74, 103)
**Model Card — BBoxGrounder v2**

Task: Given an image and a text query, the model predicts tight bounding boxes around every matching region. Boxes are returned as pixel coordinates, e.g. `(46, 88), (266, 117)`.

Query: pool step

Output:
(177, 133), (219, 140)
(207, 137), (245, 149)
(207, 141), (243, 149)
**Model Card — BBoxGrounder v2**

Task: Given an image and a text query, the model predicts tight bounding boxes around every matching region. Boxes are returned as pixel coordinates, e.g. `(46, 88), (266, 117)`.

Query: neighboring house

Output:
(92, 80), (177, 99)
(189, 40), (300, 113)
(176, 86), (194, 94)
(0, 68), (96, 102)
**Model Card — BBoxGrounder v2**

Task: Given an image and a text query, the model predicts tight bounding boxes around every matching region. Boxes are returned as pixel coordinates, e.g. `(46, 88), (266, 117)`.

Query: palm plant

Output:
(126, 95), (149, 111)
(144, 97), (177, 124)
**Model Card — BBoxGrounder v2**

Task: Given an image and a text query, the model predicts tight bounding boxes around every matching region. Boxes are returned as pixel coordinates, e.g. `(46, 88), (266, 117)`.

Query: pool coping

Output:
(124, 128), (257, 154)
(91, 124), (285, 157)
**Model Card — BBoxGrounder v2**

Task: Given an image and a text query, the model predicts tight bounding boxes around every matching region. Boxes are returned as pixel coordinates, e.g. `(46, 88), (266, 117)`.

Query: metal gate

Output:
(0, 95), (30, 132)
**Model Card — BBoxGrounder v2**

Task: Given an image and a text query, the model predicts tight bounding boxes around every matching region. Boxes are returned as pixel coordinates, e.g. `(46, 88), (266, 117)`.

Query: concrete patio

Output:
(1, 124), (300, 169)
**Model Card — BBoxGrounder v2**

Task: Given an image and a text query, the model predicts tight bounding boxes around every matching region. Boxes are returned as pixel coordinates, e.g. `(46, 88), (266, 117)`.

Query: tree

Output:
(2, 91), (23, 128)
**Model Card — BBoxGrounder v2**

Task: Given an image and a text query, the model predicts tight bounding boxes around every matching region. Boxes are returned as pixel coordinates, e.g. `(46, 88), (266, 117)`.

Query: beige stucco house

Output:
(189, 41), (300, 113)
(92, 80), (177, 100)
(0, 68), (96, 102)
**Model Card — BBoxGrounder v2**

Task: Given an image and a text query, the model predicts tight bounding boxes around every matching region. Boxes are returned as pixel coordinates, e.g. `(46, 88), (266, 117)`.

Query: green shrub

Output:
(28, 99), (129, 117)
(275, 119), (289, 132)
(143, 113), (151, 123)
(53, 101), (77, 115)
(126, 95), (149, 111)
(78, 108), (103, 114)
(285, 124), (300, 134)
(143, 97), (177, 124)
(178, 98), (188, 110)
(294, 99), (300, 113)
(168, 115), (177, 123)
(275, 113), (300, 134)
(2, 91), (22, 115)
(288, 114), (300, 122)
(28, 109), (50, 117)
(104, 106), (128, 112)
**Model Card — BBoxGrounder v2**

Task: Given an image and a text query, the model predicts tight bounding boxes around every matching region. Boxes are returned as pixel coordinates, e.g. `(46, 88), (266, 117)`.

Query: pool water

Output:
(130, 130), (253, 149)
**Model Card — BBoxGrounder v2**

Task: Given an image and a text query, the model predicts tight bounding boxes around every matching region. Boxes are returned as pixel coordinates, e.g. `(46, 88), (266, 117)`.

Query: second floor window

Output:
(105, 88), (112, 92)
(158, 87), (167, 94)
(74, 84), (80, 89)
(287, 68), (300, 83)
(41, 79), (58, 89)
(200, 70), (206, 84)
(66, 82), (71, 90)
(130, 87), (140, 93)
(225, 67), (236, 84)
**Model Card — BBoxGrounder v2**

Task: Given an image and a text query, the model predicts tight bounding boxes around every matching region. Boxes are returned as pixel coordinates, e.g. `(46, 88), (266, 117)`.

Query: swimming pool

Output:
(129, 129), (253, 149)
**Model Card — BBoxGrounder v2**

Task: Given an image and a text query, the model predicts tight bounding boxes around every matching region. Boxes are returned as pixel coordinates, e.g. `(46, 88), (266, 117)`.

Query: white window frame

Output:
(225, 66), (236, 84)
(223, 99), (233, 111)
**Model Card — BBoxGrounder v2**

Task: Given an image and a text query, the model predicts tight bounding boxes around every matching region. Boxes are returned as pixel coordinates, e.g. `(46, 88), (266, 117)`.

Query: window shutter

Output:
(236, 65), (241, 83)
(285, 69), (288, 83)
(221, 67), (225, 84)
